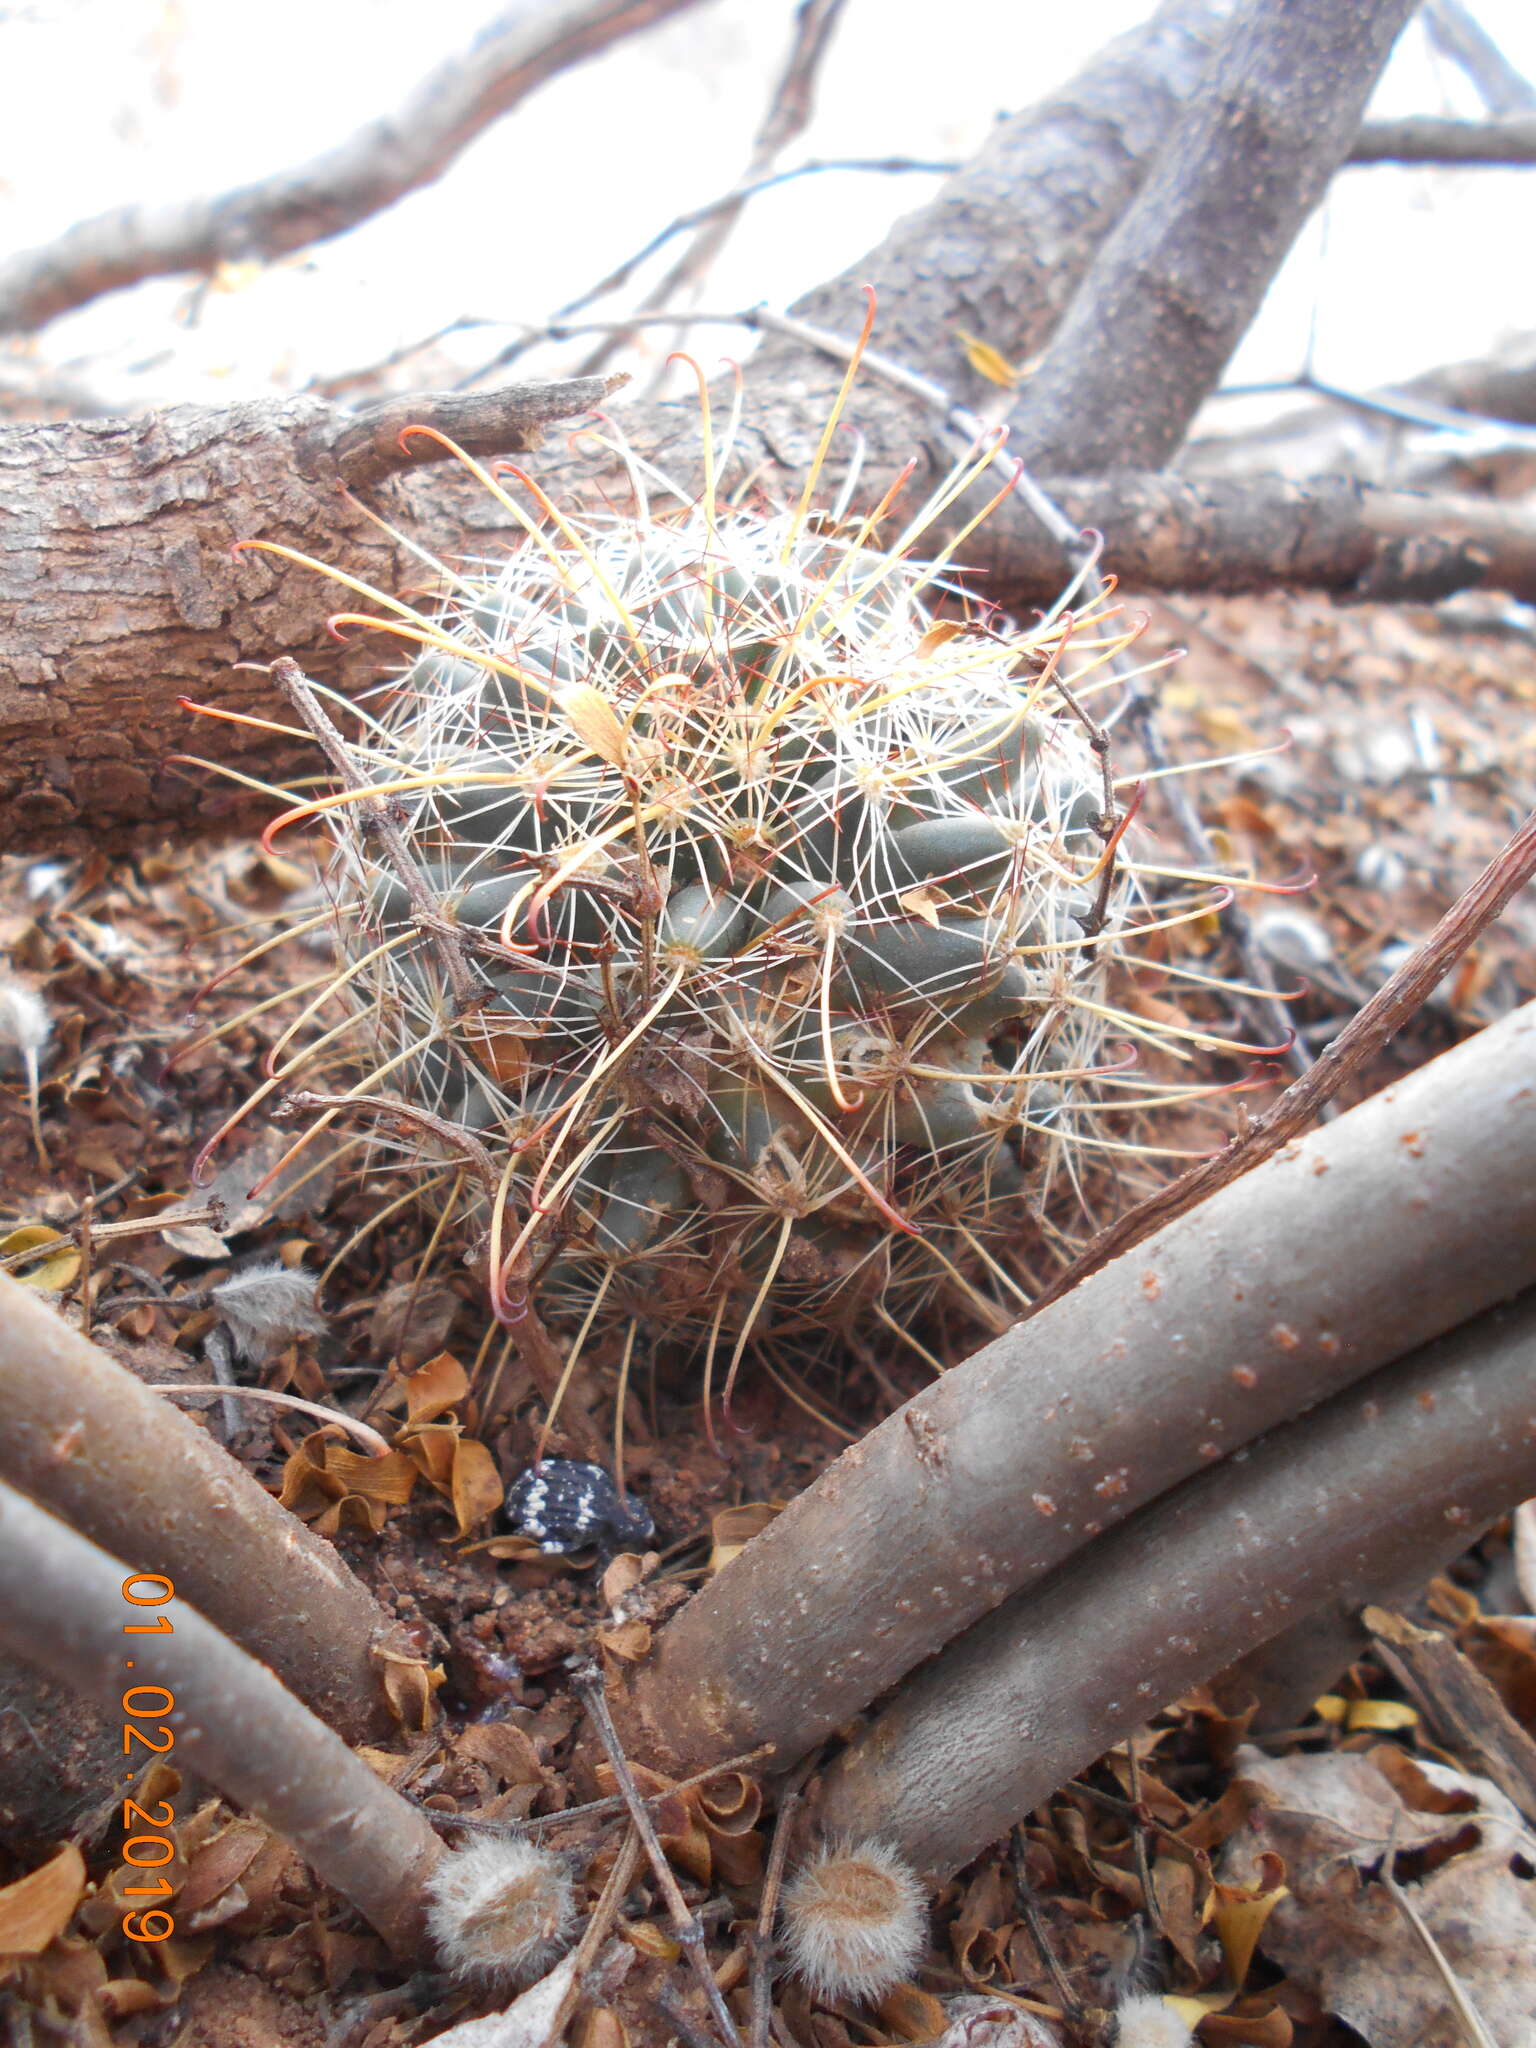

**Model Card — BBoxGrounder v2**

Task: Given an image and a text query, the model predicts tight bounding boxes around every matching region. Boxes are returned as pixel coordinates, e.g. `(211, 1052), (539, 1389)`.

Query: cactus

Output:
(213, 360), (1253, 1425)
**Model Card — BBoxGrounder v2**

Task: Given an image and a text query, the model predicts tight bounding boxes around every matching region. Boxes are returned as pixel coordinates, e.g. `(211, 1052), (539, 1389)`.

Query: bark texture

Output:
(612, 1002), (1536, 1778)
(0, 1481), (443, 1961)
(1007, 0), (1421, 472)
(0, 1276), (406, 1745)
(812, 1291), (1536, 1881)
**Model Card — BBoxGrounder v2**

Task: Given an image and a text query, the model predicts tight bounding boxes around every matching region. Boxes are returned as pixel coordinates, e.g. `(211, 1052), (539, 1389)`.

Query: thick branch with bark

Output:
(612, 1000), (1536, 1779)
(0, 1277), (405, 1744)
(1006, 0), (1420, 473)
(0, 1480), (443, 1960)
(812, 1291), (1536, 1881)
(0, 0), (706, 335)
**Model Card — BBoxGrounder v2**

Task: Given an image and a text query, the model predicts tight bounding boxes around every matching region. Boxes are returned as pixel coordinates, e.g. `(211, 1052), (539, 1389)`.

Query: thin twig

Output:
(575, 0), (853, 380)
(1026, 803), (1536, 1316)
(541, 1828), (641, 2048)
(1009, 1831), (1085, 2028)
(570, 1659), (745, 2048)
(1378, 1853), (1500, 2048)
(749, 1790), (800, 2048)
(155, 1382), (393, 1456)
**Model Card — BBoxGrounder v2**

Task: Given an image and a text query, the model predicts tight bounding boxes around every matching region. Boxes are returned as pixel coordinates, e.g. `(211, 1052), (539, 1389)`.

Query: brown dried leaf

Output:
(1221, 1744), (1536, 2044)
(875, 1982), (948, 2041)
(447, 1433), (503, 1538)
(0, 1844), (85, 1955)
(559, 683), (628, 767)
(456, 1720), (546, 1791)
(402, 1349), (469, 1425)
(708, 1502), (780, 1576)
(596, 1617), (653, 1663)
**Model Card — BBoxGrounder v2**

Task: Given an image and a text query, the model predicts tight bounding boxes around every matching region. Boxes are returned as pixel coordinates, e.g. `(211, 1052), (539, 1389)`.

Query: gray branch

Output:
(1007, 0), (1422, 473)
(0, 0), (707, 335)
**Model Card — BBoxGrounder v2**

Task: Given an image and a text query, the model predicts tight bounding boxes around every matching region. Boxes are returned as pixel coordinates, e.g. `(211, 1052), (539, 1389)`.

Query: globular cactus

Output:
(220, 365), (1237, 1418)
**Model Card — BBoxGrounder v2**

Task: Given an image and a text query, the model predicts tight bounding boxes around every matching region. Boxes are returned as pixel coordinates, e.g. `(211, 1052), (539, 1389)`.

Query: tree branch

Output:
(1350, 113), (1536, 163)
(1006, 0), (1421, 473)
(811, 1291), (1536, 1880)
(0, 0), (707, 335)
(612, 999), (1536, 1779)
(1423, 0), (1536, 117)
(0, 1479), (443, 1960)
(0, 1276), (406, 1745)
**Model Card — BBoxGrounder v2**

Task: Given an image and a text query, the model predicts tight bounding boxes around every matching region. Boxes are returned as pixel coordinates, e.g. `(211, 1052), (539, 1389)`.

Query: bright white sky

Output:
(3, 0), (1535, 412)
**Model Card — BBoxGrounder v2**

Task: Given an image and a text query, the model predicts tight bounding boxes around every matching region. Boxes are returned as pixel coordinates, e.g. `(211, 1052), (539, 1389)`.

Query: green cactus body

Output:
(246, 429), (1195, 1386)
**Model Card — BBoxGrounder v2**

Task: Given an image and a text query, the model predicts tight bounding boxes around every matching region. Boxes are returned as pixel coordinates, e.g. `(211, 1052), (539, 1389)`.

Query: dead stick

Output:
(571, 1660), (744, 2048)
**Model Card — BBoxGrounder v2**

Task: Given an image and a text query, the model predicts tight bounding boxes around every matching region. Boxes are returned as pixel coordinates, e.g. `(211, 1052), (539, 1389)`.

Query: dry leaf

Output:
(708, 1502), (780, 1576)
(1, 1224), (80, 1293)
(876, 1982), (948, 2041)
(0, 1844), (86, 1955)
(278, 1434), (418, 1536)
(402, 1350), (470, 1426)
(450, 1435), (504, 1539)
(559, 684), (628, 767)
(1220, 1744), (1536, 2045)
(1210, 1852), (1288, 1990)
(954, 328), (1022, 388)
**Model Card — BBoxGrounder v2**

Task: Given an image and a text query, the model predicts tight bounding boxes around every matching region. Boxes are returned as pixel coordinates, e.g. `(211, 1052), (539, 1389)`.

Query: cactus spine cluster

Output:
(226, 357), (1230, 1410)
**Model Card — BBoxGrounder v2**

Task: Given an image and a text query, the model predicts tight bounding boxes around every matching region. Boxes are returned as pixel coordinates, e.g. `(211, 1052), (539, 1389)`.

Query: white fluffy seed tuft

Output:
(425, 1837), (576, 1987)
(1113, 1994), (1195, 2048)
(211, 1261), (327, 1363)
(0, 974), (52, 1167)
(781, 1838), (927, 2004)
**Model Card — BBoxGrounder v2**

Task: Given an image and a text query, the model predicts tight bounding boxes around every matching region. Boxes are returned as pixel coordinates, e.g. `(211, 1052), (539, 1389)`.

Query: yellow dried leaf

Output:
(450, 1435), (504, 1539)
(955, 327), (1021, 388)
(1310, 1694), (1348, 1724)
(402, 1350), (469, 1427)
(1, 1225), (80, 1293)
(559, 684), (627, 767)
(1212, 1861), (1289, 1990)
(1345, 1698), (1419, 1733)
(0, 1844), (86, 1955)
(898, 885), (948, 930)
(1196, 703), (1261, 752)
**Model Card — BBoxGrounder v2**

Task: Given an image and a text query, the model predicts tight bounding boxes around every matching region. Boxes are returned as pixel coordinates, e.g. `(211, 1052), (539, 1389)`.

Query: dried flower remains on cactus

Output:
(208, 337), (1271, 1425)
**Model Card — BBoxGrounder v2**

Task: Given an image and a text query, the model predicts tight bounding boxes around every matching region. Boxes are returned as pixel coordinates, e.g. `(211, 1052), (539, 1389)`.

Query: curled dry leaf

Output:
(401, 1349), (471, 1425)
(277, 1432), (418, 1535)
(1220, 1744), (1536, 2045)
(707, 1501), (781, 1576)
(0, 1843), (86, 1957)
